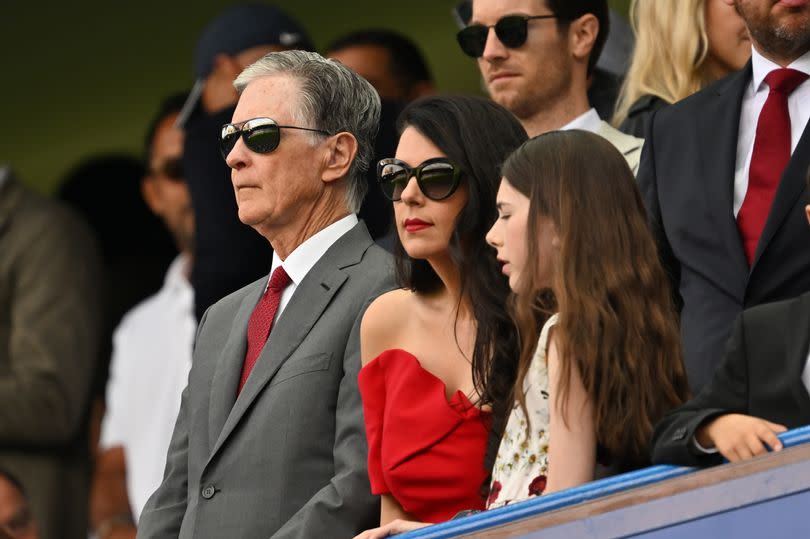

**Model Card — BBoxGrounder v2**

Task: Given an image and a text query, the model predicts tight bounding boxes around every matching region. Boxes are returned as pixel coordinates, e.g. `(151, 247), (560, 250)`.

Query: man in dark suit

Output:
(639, 0), (810, 393)
(651, 182), (810, 465)
(137, 51), (395, 539)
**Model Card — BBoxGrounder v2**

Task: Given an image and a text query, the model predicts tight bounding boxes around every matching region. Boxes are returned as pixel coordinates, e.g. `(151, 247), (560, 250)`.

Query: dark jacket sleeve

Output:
(650, 314), (750, 466)
(183, 107), (272, 320)
(637, 108), (683, 312)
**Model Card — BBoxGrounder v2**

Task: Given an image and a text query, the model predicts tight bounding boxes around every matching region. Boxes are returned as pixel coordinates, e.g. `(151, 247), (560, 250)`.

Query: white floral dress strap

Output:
(487, 314), (558, 508)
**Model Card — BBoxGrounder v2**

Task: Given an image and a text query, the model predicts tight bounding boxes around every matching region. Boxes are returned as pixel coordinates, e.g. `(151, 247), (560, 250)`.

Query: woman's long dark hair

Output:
(392, 95), (527, 417)
(503, 130), (689, 467)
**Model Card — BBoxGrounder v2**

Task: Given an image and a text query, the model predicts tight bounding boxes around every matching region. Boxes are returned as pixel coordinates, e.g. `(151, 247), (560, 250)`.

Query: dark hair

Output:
(143, 92), (189, 165)
(547, 0), (609, 76)
(0, 468), (27, 500)
(503, 130), (689, 467)
(393, 94), (528, 416)
(326, 29), (434, 92)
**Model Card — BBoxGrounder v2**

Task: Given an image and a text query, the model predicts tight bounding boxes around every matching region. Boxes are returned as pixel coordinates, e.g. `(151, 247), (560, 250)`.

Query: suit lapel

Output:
(752, 118), (810, 268)
(206, 222), (372, 462)
(786, 293), (810, 418)
(697, 66), (751, 274)
(206, 285), (262, 450)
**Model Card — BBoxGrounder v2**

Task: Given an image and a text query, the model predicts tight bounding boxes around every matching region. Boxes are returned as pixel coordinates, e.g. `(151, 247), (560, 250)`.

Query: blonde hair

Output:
(612, 0), (712, 126)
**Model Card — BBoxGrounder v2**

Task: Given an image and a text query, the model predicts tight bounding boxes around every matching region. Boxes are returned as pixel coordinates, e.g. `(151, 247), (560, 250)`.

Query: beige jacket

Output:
(596, 120), (645, 176)
(0, 170), (102, 539)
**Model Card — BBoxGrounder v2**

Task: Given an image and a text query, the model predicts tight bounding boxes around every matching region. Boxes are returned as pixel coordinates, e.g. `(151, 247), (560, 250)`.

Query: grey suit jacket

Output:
(0, 171), (103, 539)
(138, 221), (396, 539)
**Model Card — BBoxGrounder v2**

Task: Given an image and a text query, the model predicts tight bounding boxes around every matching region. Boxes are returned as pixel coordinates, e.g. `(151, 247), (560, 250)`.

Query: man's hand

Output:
(352, 519), (430, 539)
(200, 54), (242, 114)
(696, 413), (787, 462)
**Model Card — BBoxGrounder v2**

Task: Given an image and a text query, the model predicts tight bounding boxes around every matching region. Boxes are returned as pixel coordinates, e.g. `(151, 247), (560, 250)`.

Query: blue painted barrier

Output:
(397, 424), (810, 538)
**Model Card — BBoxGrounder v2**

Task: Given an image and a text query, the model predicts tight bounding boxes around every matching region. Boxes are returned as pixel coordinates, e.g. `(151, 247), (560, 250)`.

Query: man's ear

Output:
(569, 13), (599, 64)
(141, 177), (163, 217)
(321, 132), (359, 183)
(805, 204), (810, 227)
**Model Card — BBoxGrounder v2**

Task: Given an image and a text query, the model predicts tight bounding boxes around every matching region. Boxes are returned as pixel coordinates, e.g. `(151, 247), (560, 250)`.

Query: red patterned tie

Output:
(737, 68), (808, 264)
(238, 266), (291, 394)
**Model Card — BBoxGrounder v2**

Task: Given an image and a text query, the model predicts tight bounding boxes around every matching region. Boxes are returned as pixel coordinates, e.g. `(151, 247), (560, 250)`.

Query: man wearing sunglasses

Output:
(137, 51), (395, 539)
(459, 0), (644, 173)
(91, 93), (195, 539)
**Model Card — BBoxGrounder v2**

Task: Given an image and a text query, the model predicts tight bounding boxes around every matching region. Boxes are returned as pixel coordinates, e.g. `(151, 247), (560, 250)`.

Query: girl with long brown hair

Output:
(485, 130), (689, 507)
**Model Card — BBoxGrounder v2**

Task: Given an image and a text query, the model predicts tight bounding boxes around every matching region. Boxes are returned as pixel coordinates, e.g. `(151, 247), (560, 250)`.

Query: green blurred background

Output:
(0, 0), (630, 192)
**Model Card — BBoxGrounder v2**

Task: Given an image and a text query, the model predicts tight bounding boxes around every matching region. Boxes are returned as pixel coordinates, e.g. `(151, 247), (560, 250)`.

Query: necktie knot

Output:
(267, 266), (291, 293)
(764, 68), (808, 96)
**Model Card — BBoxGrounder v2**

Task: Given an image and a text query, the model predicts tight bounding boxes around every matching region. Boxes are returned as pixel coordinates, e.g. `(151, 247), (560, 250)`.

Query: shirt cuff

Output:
(692, 436), (720, 454)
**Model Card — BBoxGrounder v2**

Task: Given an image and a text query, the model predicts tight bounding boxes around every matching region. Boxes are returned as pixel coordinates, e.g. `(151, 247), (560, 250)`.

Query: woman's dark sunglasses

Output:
(377, 157), (462, 202)
(220, 117), (329, 160)
(456, 14), (558, 58)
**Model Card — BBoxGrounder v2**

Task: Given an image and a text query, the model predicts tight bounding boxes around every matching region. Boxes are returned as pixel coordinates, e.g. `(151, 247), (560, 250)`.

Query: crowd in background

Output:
(1, 0), (809, 538)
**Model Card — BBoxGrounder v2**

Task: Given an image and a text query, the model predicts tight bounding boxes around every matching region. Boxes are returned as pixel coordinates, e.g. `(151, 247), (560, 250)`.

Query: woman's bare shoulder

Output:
(360, 288), (416, 364)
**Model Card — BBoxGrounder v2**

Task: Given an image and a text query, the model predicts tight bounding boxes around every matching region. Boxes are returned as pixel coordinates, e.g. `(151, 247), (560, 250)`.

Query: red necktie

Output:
(238, 266), (291, 394)
(737, 68), (808, 264)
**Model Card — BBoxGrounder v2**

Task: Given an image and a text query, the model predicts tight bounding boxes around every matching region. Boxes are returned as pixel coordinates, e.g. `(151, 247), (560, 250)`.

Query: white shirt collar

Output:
(750, 46), (810, 96)
(164, 253), (192, 294)
(560, 108), (602, 134)
(270, 213), (359, 286)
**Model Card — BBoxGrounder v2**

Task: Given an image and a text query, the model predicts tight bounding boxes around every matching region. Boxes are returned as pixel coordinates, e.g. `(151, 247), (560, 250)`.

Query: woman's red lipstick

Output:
(403, 218), (432, 232)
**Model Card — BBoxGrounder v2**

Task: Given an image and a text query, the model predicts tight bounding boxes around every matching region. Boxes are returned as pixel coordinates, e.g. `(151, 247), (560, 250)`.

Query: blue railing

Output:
(399, 424), (810, 538)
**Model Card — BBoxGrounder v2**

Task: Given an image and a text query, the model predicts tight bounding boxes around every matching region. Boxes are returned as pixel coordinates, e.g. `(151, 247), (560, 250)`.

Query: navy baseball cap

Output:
(177, 4), (315, 126)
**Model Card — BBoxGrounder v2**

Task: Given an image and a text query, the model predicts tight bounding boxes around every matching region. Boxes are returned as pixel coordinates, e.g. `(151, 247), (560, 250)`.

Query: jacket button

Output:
(201, 485), (216, 499)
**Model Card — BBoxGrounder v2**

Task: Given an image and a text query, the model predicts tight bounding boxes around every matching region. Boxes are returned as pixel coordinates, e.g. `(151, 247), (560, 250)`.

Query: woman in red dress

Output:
(353, 95), (527, 538)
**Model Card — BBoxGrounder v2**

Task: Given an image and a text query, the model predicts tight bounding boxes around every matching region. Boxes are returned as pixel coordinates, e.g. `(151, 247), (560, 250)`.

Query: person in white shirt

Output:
(91, 93), (195, 539)
(651, 170), (810, 466)
(638, 0), (810, 394)
(457, 0), (643, 172)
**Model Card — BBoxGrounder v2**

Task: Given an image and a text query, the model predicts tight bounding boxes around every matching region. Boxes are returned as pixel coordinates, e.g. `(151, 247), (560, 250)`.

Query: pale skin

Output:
(487, 177), (597, 495)
(693, 204), (810, 462)
(352, 128), (479, 539)
(472, 0), (598, 136)
(225, 74), (357, 258)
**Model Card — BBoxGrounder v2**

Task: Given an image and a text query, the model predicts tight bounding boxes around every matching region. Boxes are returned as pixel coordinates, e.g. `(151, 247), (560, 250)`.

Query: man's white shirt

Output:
(99, 254), (196, 522)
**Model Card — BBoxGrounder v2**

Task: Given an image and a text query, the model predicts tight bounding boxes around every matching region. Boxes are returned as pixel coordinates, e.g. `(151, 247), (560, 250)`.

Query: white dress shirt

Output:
(99, 254), (196, 522)
(733, 47), (810, 216)
(268, 213), (359, 323)
(560, 107), (603, 133)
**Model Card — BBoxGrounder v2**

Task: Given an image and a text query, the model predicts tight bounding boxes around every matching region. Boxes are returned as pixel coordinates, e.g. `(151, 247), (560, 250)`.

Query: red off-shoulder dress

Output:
(358, 349), (491, 524)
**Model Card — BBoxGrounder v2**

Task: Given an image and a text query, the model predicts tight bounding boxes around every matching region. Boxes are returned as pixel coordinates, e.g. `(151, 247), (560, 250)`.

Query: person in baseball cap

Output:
(177, 3), (315, 126)
(180, 4), (314, 322)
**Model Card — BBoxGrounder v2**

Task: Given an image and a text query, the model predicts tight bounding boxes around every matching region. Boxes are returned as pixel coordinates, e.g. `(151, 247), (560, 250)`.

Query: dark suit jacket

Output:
(137, 221), (396, 539)
(638, 62), (810, 393)
(0, 172), (103, 539)
(650, 292), (810, 467)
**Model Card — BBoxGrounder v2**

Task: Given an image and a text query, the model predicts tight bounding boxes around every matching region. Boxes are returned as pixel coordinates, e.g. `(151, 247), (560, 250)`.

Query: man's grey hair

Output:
(234, 50), (381, 214)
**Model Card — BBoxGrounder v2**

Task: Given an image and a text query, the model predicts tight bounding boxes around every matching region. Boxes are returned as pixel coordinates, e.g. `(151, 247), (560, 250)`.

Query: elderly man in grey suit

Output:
(137, 50), (395, 539)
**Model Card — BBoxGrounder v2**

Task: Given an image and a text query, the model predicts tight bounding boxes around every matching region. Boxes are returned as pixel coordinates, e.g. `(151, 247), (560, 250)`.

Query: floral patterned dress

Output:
(487, 314), (558, 508)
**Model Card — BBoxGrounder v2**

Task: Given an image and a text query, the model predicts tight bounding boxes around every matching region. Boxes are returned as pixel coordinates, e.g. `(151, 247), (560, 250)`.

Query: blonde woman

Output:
(613, 0), (750, 137)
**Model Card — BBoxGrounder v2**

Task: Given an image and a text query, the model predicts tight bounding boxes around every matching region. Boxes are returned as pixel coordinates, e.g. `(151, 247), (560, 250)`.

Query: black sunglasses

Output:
(457, 14), (559, 58)
(377, 157), (462, 202)
(220, 117), (330, 160)
(150, 157), (184, 182)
